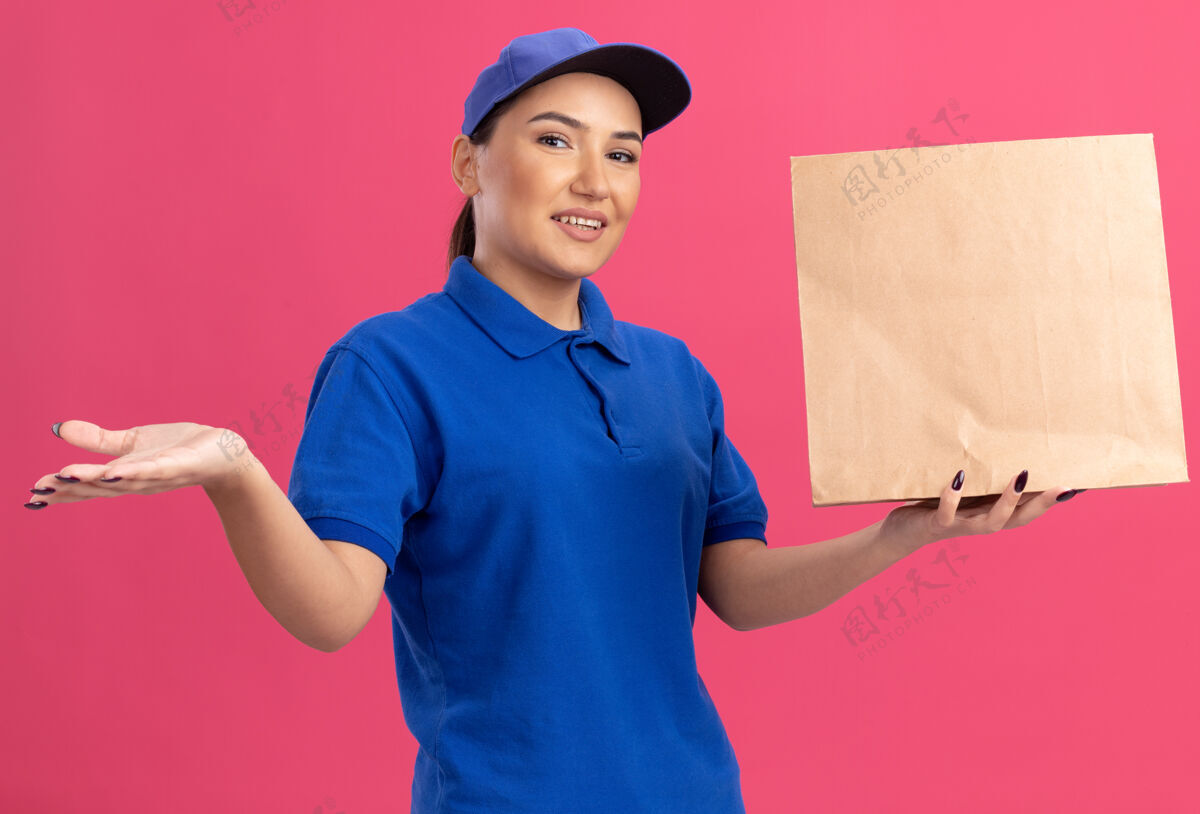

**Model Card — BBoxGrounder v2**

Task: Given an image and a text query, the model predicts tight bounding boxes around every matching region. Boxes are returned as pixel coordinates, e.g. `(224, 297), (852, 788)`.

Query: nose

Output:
(569, 147), (610, 200)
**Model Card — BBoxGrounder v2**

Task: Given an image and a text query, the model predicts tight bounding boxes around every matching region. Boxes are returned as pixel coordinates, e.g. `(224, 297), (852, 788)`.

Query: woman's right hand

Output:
(24, 420), (255, 509)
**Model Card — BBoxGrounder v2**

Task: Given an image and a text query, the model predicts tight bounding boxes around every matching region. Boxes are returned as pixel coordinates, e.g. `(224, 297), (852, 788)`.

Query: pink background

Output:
(4, 1), (1197, 812)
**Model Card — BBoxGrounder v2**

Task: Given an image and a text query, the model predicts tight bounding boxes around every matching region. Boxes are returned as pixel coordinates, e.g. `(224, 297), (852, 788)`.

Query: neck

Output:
(470, 254), (583, 331)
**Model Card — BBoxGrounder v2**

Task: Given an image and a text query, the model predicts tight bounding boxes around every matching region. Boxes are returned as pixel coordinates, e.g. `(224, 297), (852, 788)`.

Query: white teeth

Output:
(553, 215), (602, 230)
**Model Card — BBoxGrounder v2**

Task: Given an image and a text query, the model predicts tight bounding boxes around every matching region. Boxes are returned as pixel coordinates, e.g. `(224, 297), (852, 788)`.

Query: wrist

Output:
(203, 434), (261, 496)
(875, 512), (935, 561)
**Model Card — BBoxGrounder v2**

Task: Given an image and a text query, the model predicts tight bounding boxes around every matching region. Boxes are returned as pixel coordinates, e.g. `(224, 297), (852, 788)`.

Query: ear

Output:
(451, 135), (480, 197)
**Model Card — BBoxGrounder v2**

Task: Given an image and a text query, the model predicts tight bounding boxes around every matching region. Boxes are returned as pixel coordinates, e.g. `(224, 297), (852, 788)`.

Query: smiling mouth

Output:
(550, 214), (604, 231)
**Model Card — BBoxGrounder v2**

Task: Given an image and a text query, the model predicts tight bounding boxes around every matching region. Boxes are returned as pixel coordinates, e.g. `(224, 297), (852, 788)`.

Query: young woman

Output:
(25, 27), (1082, 813)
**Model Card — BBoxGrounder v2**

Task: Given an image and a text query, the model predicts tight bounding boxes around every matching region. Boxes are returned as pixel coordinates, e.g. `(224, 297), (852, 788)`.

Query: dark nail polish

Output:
(24, 501), (48, 510)
(30, 487), (56, 495)
(952, 470), (964, 491)
(1015, 470), (1029, 493)
(54, 474), (80, 483)
(51, 422), (63, 438)
(99, 476), (122, 482)
(1056, 489), (1079, 503)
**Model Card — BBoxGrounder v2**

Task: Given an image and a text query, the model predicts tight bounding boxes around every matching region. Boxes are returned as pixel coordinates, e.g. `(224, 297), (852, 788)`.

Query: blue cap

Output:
(461, 28), (692, 139)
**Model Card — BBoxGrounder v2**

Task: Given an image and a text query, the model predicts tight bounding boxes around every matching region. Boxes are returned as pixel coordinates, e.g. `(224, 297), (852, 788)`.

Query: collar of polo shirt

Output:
(444, 255), (632, 365)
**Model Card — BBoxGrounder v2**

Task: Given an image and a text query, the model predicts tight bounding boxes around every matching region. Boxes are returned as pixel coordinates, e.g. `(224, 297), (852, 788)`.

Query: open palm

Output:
(878, 469), (1083, 556)
(26, 420), (250, 508)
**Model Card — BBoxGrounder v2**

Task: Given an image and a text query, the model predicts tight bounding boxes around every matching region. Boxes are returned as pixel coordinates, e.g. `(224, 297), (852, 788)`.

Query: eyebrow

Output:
(526, 111), (643, 145)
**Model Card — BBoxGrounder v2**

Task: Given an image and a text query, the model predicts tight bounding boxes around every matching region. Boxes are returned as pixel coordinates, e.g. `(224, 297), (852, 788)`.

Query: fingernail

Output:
(952, 470), (964, 490)
(54, 474), (79, 483)
(30, 487), (56, 494)
(1056, 489), (1079, 502)
(24, 501), (48, 510)
(51, 422), (63, 438)
(99, 477), (122, 482)
(1015, 470), (1029, 493)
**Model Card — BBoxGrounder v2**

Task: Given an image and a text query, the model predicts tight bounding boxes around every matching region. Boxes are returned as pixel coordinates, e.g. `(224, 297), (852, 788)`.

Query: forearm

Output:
(728, 520), (914, 631)
(202, 452), (362, 652)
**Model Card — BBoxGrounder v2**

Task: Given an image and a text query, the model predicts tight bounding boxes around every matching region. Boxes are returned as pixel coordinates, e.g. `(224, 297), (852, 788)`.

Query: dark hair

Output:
(448, 93), (521, 271)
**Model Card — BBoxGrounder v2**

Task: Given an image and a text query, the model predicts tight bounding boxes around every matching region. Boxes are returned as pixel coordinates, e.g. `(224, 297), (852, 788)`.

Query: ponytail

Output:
(447, 198), (475, 270)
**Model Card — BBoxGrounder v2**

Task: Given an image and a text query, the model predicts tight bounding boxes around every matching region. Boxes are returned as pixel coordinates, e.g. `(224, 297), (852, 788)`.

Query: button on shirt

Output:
(287, 255), (769, 813)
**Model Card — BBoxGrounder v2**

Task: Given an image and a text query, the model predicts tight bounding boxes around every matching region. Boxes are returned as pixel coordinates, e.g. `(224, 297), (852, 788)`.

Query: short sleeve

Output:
(693, 356), (769, 547)
(286, 344), (430, 576)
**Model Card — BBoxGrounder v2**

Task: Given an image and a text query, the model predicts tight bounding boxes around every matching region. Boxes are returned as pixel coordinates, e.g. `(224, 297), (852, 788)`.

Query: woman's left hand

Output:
(879, 469), (1084, 557)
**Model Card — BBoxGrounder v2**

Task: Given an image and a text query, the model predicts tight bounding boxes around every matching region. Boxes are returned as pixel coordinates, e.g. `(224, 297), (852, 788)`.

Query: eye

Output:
(538, 133), (638, 163)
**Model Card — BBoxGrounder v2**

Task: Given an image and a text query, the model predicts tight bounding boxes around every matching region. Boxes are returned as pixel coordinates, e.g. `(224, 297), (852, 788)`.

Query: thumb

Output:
(51, 420), (133, 456)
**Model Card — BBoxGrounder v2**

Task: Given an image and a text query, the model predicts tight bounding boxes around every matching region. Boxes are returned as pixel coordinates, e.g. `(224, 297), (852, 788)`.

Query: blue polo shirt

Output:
(287, 255), (768, 813)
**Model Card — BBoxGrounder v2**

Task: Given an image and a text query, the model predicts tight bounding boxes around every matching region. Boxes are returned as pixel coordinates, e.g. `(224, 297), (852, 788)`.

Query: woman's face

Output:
(454, 71), (643, 284)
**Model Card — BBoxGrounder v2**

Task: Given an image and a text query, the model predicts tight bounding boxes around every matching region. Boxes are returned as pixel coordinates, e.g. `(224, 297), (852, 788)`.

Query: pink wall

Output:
(4, 1), (1197, 812)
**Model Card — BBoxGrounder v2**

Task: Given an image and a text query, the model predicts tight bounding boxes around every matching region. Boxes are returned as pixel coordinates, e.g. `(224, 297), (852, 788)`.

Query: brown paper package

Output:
(789, 133), (1187, 506)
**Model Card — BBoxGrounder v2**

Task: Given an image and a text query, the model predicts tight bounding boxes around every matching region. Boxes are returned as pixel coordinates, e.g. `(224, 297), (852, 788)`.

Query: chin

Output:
(558, 260), (607, 279)
(541, 252), (608, 280)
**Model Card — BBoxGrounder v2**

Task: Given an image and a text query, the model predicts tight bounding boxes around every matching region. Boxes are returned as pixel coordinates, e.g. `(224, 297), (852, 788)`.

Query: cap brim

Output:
(505, 43), (692, 136)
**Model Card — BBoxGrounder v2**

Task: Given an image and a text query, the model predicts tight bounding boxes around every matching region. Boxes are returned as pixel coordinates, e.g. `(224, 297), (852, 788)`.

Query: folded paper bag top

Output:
(789, 133), (1187, 507)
